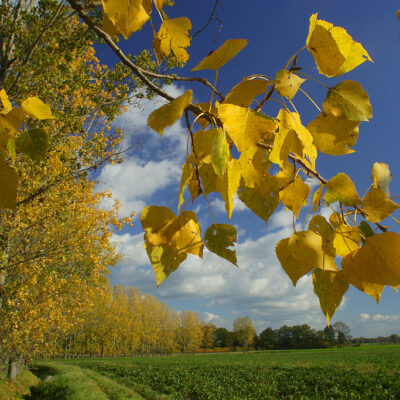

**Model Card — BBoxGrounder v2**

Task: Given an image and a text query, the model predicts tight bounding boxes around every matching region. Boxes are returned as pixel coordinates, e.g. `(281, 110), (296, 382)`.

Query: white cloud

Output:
(360, 313), (371, 322)
(98, 157), (180, 217)
(360, 313), (400, 322)
(211, 194), (248, 215)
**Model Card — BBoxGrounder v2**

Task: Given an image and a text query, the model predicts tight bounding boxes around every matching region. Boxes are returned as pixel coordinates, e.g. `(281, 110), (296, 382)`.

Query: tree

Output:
(45, 0), (400, 330)
(333, 321), (351, 344)
(214, 327), (233, 349)
(233, 317), (255, 352)
(201, 323), (216, 353)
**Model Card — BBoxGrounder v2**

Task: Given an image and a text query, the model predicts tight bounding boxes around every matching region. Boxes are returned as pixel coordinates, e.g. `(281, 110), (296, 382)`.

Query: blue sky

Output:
(95, 1), (400, 337)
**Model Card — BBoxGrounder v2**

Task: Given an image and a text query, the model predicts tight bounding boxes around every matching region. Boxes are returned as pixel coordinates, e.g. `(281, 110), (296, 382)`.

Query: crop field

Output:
(63, 345), (400, 400)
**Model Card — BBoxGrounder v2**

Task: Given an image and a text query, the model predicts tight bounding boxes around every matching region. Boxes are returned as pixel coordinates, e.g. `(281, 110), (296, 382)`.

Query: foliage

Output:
(65, 346), (400, 399)
(55, 0), (400, 324)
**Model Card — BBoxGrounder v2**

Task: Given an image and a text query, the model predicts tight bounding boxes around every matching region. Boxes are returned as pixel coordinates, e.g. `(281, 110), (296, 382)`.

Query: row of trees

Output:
(50, 286), (356, 357)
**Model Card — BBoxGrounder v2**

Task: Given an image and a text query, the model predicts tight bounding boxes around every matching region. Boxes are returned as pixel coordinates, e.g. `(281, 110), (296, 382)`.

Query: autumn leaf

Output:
(204, 223), (237, 266)
(146, 244), (187, 286)
(217, 103), (275, 152)
(274, 70), (306, 100)
(371, 162), (391, 196)
(279, 178), (310, 218)
(178, 161), (194, 211)
(313, 269), (349, 324)
(102, 12), (120, 36)
(333, 224), (361, 257)
(0, 155), (18, 209)
(155, 17), (192, 64)
(342, 232), (400, 287)
(362, 187), (399, 223)
(224, 77), (271, 107)
(21, 97), (54, 120)
(324, 172), (361, 206)
(102, 0), (151, 39)
(216, 158), (241, 218)
(306, 13), (372, 77)
(276, 231), (337, 287)
(0, 89), (12, 113)
(308, 215), (336, 258)
(307, 112), (359, 155)
(323, 81), (372, 121)
(192, 39), (248, 71)
(312, 185), (323, 214)
(148, 90), (192, 134)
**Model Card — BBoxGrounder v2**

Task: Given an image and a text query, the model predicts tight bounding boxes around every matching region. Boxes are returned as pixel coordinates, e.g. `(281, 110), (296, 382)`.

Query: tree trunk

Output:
(7, 357), (23, 380)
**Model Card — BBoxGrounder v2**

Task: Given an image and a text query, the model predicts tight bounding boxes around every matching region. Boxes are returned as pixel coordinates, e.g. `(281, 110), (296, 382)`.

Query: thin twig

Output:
(192, 0), (223, 43)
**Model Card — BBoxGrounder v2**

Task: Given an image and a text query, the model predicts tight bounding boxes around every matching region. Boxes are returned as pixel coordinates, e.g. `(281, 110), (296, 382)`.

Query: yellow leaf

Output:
(329, 212), (342, 228)
(141, 206), (203, 258)
(274, 70), (306, 100)
(279, 178), (310, 218)
(198, 163), (218, 195)
(192, 39), (248, 71)
(192, 129), (214, 163)
(224, 77), (271, 107)
(216, 158), (241, 218)
(0, 89), (12, 113)
(312, 269), (349, 324)
(312, 184), (323, 214)
(154, 0), (167, 10)
(239, 146), (268, 189)
(0, 108), (24, 134)
(146, 244), (187, 286)
(342, 232), (400, 287)
(101, 0), (151, 40)
(21, 97), (54, 120)
(204, 224), (237, 266)
(148, 90), (192, 135)
(276, 231), (337, 286)
(324, 172), (361, 206)
(333, 224), (361, 257)
(288, 231), (338, 271)
(306, 13), (372, 77)
(276, 238), (314, 286)
(371, 162), (391, 197)
(0, 156), (18, 209)
(217, 103), (275, 152)
(362, 187), (399, 223)
(307, 112), (359, 155)
(171, 211), (203, 257)
(238, 184), (279, 225)
(323, 81), (372, 122)
(178, 161), (193, 211)
(397, 9), (400, 22)
(141, 205), (177, 246)
(156, 17), (192, 64)
(270, 109), (317, 170)
(102, 11), (120, 36)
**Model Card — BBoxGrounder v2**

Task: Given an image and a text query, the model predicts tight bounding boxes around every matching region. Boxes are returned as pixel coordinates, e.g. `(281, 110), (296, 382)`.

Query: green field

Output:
(52, 345), (400, 400)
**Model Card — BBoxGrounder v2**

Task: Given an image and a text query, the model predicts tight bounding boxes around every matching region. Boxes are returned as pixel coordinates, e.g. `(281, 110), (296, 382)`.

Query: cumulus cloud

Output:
(361, 313), (400, 322)
(97, 84), (188, 217)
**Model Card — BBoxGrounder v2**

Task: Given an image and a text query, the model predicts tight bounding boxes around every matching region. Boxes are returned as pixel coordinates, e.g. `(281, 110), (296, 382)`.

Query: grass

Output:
(0, 362), (39, 400)
(26, 362), (145, 400)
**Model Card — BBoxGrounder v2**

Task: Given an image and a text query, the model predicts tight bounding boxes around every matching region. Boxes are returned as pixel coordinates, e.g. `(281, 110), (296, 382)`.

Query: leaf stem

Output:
(284, 46), (307, 70)
(298, 87), (322, 112)
(296, 72), (330, 89)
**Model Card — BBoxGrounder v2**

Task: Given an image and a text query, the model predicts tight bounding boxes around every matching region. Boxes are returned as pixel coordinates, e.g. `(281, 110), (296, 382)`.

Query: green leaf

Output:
(238, 185), (278, 225)
(16, 128), (48, 161)
(211, 128), (228, 177)
(323, 80), (372, 121)
(204, 223), (237, 266)
(359, 220), (374, 241)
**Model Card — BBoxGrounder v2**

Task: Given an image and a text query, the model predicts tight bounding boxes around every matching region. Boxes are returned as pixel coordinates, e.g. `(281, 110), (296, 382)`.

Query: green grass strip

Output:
(27, 361), (144, 400)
